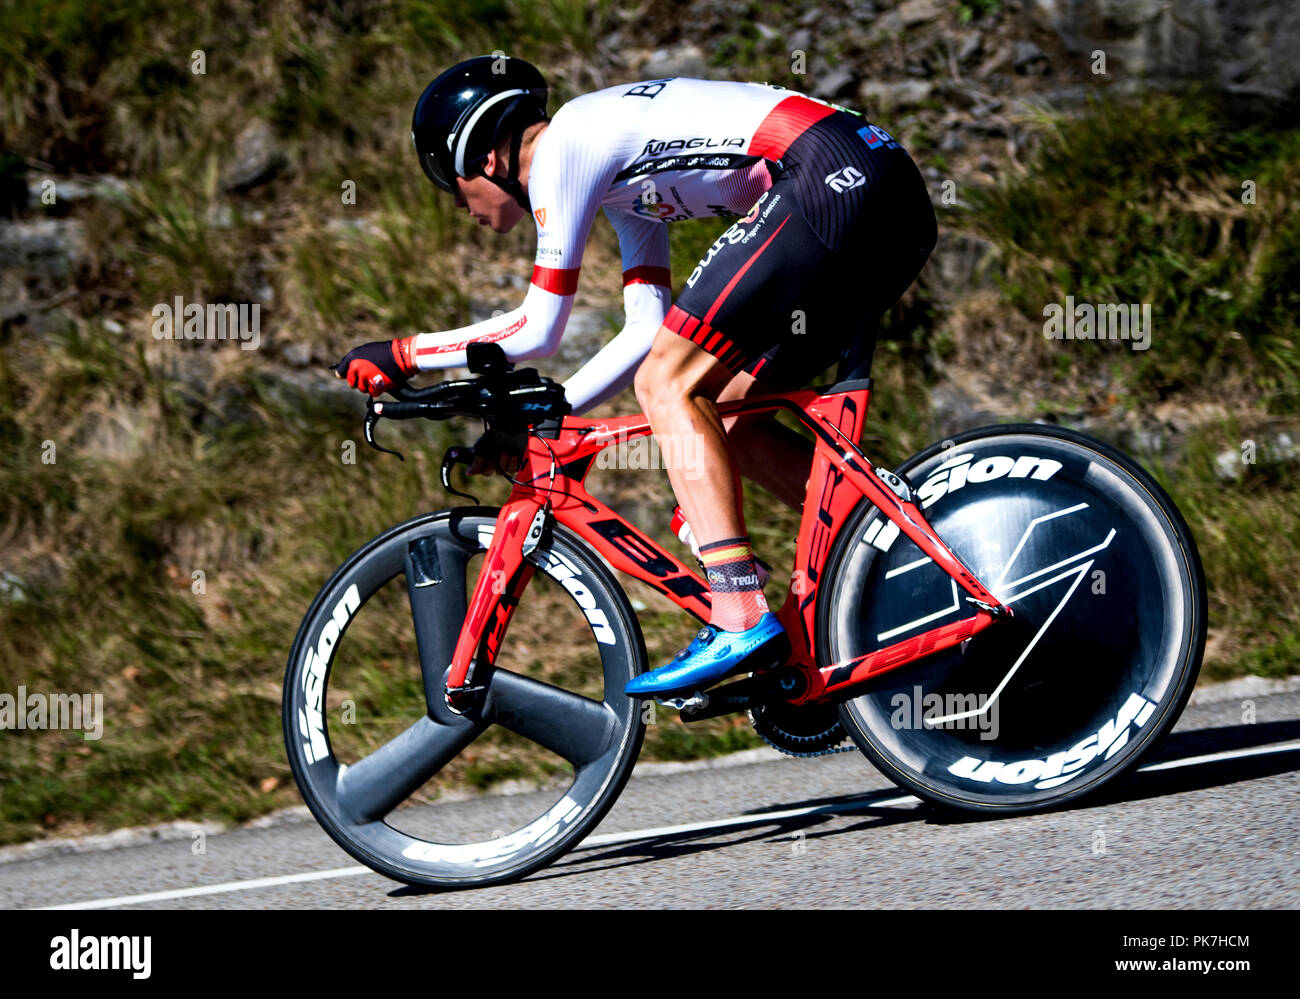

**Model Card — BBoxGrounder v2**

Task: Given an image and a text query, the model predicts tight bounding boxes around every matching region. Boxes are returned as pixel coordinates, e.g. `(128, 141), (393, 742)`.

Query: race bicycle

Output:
(283, 343), (1206, 889)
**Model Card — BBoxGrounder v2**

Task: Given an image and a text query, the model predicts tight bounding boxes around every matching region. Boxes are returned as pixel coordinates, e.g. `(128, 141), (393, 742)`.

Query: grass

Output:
(963, 92), (1300, 412)
(1, 2), (1297, 845)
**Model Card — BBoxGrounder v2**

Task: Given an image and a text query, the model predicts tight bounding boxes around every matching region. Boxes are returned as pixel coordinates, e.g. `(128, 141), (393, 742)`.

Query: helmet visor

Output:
(418, 148), (455, 193)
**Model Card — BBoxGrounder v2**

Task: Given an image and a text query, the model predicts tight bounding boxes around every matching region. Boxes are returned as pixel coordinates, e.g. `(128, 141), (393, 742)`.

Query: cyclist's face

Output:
(453, 151), (525, 233)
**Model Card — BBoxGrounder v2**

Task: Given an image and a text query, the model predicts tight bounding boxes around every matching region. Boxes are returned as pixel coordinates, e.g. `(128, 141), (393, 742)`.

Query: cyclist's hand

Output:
(333, 338), (415, 397)
(468, 430), (526, 478)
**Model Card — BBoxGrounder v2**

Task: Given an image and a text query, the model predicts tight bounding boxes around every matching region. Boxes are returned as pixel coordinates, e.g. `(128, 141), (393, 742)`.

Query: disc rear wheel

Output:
(823, 425), (1206, 813)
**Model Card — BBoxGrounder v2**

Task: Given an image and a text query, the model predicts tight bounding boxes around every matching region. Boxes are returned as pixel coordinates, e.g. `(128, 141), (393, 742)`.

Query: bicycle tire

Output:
(283, 507), (647, 888)
(821, 424), (1207, 814)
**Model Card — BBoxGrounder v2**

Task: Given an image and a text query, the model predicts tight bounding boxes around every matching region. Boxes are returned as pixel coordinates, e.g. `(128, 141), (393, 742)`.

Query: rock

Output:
(26, 174), (129, 207)
(926, 232), (995, 291)
(1125, 425), (1165, 457)
(325, 216), (382, 238)
(76, 404), (151, 461)
(492, 272), (529, 291)
(858, 80), (934, 113)
(814, 67), (858, 100)
(754, 23), (781, 43)
(956, 31), (984, 66)
(928, 382), (1001, 438)
(207, 204), (234, 228)
(1215, 449), (1243, 481)
(975, 39), (1013, 77)
(938, 129), (966, 153)
(641, 43), (714, 81)
(1028, 0), (1300, 108)
(0, 219), (87, 279)
(283, 342), (314, 367)
(789, 29), (812, 52)
(898, 0), (941, 28)
(0, 572), (27, 604)
(1219, 432), (1300, 479)
(103, 318), (125, 335)
(222, 120), (286, 192)
(256, 368), (359, 420)
(1013, 39), (1048, 72)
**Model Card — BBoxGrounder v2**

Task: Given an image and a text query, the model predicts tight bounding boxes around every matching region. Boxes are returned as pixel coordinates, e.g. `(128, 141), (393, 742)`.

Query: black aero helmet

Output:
(411, 55), (548, 208)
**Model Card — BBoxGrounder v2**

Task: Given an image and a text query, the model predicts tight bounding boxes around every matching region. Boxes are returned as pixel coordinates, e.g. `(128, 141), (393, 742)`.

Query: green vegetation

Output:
(965, 93), (1300, 410)
(1, 2), (1296, 845)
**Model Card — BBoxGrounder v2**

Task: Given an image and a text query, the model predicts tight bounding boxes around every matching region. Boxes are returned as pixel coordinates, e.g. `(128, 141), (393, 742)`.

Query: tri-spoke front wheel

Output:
(283, 509), (647, 889)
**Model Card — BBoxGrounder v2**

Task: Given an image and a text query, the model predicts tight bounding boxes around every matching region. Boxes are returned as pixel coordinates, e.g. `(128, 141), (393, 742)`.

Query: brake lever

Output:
(441, 446), (479, 503)
(364, 400), (405, 461)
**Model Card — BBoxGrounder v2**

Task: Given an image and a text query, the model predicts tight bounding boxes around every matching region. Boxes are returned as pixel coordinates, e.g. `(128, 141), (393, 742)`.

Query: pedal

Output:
(658, 691), (711, 712)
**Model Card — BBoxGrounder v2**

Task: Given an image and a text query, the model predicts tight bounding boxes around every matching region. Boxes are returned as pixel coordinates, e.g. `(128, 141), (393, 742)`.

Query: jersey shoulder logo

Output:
(533, 207), (547, 227)
(857, 124), (900, 150)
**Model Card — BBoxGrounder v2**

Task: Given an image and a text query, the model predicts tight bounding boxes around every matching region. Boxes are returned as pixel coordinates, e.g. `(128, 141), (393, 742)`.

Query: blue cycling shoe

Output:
(624, 613), (789, 699)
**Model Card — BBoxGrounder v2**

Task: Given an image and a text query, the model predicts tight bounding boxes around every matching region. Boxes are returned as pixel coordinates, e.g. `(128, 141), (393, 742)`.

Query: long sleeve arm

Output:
(407, 283), (572, 370)
(561, 212), (672, 413)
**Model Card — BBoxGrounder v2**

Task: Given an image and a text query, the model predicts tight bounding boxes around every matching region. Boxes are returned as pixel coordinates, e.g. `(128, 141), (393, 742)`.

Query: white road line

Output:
(37, 866), (371, 910)
(1136, 739), (1300, 772)
(34, 740), (1300, 910)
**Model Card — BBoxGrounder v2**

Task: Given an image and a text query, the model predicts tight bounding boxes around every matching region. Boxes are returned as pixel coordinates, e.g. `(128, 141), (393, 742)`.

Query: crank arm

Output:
(677, 668), (808, 722)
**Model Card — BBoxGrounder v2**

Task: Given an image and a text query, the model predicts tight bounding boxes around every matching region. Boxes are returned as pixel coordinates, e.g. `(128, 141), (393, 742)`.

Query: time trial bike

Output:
(283, 343), (1206, 889)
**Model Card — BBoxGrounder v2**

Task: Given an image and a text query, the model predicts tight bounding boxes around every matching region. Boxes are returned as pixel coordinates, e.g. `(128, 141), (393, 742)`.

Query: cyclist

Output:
(335, 55), (937, 699)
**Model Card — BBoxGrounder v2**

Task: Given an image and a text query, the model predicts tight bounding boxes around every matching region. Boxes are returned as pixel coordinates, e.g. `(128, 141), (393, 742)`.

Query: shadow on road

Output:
(387, 719), (1299, 895)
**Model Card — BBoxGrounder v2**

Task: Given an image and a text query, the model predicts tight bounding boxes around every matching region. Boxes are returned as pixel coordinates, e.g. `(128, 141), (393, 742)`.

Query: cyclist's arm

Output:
(561, 213), (671, 413)
(406, 112), (616, 373)
(404, 283), (571, 370)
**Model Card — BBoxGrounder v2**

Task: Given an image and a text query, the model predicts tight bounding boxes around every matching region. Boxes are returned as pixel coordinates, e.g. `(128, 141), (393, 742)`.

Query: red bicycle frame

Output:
(446, 381), (1010, 708)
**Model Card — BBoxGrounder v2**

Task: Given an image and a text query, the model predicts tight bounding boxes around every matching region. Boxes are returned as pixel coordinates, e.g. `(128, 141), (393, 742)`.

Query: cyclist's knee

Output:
(635, 328), (722, 416)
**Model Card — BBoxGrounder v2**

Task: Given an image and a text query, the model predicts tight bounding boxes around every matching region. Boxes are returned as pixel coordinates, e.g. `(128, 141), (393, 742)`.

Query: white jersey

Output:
(408, 78), (839, 412)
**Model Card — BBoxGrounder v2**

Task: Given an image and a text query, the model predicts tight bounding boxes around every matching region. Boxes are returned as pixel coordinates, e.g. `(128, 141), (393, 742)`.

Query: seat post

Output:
(835, 337), (875, 383)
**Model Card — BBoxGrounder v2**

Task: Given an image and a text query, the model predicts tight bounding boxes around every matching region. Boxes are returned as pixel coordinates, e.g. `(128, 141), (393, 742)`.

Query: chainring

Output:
(748, 697), (852, 757)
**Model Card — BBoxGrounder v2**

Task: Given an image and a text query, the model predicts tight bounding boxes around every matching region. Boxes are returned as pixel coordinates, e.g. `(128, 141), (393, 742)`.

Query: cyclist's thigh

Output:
(667, 177), (832, 376)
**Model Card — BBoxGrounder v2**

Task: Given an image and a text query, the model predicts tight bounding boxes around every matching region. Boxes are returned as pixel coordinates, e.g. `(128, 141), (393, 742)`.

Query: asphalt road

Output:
(5, 683), (1298, 909)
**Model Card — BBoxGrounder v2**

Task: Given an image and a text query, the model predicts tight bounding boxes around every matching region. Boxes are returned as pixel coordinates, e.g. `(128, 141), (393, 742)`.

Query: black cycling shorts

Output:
(668, 109), (937, 388)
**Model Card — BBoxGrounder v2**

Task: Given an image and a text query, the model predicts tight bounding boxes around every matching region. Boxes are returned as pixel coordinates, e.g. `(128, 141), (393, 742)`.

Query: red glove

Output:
(334, 338), (416, 396)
